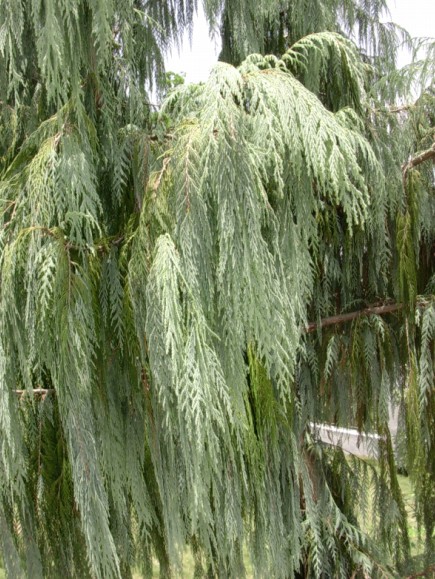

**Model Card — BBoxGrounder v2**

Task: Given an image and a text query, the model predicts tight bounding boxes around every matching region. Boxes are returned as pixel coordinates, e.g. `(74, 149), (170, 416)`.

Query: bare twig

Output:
(402, 142), (435, 183)
(14, 388), (53, 397)
(389, 104), (412, 113)
(152, 157), (170, 195)
(306, 303), (404, 333)
(149, 133), (173, 142)
(372, 103), (413, 115)
(406, 564), (435, 578)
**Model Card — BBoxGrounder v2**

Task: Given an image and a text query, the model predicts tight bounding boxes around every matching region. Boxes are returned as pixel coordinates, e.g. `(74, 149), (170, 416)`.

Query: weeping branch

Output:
(1, 1), (434, 576)
(14, 301), (414, 396)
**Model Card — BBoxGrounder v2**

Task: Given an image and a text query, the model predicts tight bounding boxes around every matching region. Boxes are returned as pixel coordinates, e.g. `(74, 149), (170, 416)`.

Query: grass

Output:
(397, 471), (421, 554)
(396, 472), (435, 578)
(0, 473), (432, 578)
(134, 470), (433, 578)
(133, 546), (254, 578)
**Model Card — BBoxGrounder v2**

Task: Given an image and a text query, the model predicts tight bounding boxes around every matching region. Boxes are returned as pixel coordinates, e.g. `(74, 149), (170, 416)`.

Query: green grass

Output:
(355, 459), (434, 577)
(133, 547), (253, 578)
(397, 471), (421, 555)
(396, 472), (435, 578)
(133, 470), (432, 578)
(0, 473), (432, 578)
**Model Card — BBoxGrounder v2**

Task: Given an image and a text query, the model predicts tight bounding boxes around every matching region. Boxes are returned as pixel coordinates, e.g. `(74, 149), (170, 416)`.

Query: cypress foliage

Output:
(0, 1), (434, 577)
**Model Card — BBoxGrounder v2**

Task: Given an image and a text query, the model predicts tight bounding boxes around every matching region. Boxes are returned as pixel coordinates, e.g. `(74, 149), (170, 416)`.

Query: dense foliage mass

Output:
(0, 1), (434, 577)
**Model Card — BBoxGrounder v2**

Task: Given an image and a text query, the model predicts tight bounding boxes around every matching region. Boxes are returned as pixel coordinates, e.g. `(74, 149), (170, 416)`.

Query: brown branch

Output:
(152, 157), (170, 195)
(14, 388), (54, 397)
(149, 133), (174, 142)
(402, 142), (435, 182)
(306, 303), (404, 333)
(388, 104), (412, 113)
(372, 103), (413, 115)
(12, 300), (433, 396)
(406, 564), (435, 578)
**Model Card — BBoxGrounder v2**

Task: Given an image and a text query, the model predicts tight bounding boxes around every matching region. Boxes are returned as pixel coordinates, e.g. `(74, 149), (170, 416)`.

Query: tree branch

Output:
(306, 302), (404, 333)
(388, 104), (412, 113)
(406, 564), (435, 578)
(14, 388), (54, 397)
(13, 300), (433, 395)
(152, 157), (171, 194)
(402, 142), (435, 181)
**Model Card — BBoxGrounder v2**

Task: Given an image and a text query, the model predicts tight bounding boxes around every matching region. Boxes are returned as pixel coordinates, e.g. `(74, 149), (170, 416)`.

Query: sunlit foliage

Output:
(0, 1), (434, 577)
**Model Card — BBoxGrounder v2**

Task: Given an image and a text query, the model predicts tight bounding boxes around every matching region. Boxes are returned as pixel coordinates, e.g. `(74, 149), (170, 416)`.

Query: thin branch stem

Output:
(152, 157), (170, 195)
(373, 104), (413, 114)
(14, 299), (433, 395)
(402, 142), (435, 183)
(406, 564), (435, 578)
(306, 302), (404, 333)
(388, 104), (412, 113)
(14, 388), (54, 396)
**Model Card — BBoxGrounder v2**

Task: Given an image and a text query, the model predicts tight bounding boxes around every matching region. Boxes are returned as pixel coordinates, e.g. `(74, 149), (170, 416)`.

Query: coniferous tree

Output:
(0, 1), (434, 577)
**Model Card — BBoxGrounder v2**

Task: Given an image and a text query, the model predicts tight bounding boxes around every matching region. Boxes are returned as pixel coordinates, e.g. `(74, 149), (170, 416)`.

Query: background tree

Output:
(0, 1), (433, 578)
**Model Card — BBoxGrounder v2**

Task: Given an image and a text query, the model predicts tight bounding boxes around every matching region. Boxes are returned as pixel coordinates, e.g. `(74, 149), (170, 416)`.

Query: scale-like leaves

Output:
(0, 1), (434, 577)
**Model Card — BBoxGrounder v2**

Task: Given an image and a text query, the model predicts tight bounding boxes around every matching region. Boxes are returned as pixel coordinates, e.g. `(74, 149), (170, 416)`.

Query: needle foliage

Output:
(0, 1), (434, 578)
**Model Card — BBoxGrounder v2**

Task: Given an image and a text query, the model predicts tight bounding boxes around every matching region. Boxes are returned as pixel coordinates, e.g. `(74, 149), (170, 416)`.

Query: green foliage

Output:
(0, 1), (434, 578)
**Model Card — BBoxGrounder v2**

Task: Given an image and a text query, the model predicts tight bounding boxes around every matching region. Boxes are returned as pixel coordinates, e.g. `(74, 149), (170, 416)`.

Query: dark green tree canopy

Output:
(0, 1), (434, 578)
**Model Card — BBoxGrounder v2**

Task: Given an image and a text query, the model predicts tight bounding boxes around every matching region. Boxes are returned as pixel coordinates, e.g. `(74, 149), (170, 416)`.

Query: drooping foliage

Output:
(0, 1), (434, 578)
